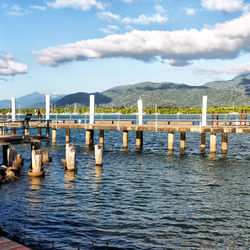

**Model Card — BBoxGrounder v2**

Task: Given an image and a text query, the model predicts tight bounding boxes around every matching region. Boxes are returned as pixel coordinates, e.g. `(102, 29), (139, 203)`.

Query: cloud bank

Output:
(0, 54), (28, 75)
(33, 12), (250, 67)
(201, 0), (244, 12)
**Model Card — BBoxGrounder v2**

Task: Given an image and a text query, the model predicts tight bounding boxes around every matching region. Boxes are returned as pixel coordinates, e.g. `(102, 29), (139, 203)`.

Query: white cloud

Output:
(201, 0), (244, 12)
(97, 11), (120, 21)
(122, 13), (168, 25)
(30, 5), (47, 11)
(47, 0), (104, 11)
(185, 8), (196, 16)
(7, 5), (30, 16)
(100, 25), (120, 34)
(0, 54), (28, 75)
(154, 5), (166, 14)
(33, 13), (250, 67)
(194, 62), (250, 75)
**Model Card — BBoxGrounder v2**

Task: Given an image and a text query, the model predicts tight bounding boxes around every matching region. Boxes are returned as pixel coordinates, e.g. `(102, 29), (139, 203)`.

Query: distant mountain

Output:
(0, 99), (11, 109)
(55, 92), (112, 107)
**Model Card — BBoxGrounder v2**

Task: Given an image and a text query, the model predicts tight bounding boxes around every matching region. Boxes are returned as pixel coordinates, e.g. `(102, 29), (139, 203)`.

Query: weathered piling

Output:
(123, 130), (128, 148)
(221, 133), (228, 154)
(136, 131), (143, 149)
(210, 133), (217, 154)
(16, 153), (23, 166)
(168, 132), (174, 152)
(11, 128), (16, 135)
(95, 144), (103, 166)
(99, 130), (104, 145)
(52, 128), (57, 144)
(86, 129), (94, 147)
(65, 144), (76, 171)
(180, 132), (186, 151)
(28, 149), (44, 177)
(7, 148), (17, 167)
(0, 127), (3, 135)
(24, 128), (29, 135)
(201, 132), (206, 151)
(37, 127), (41, 136)
(66, 129), (70, 143)
(2, 145), (9, 166)
(43, 151), (52, 163)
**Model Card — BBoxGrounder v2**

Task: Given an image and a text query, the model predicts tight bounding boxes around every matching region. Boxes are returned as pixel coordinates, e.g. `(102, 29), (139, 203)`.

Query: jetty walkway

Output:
(0, 114), (250, 154)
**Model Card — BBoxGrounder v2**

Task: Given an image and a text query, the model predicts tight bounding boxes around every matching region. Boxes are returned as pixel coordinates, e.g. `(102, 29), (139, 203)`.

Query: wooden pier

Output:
(1, 119), (250, 154)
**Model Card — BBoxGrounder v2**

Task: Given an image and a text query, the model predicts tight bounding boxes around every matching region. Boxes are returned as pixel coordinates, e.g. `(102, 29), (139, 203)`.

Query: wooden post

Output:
(66, 129), (70, 143)
(201, 132), (206, 151)
(43, 151), (52, 163)
(2, 145), (9, 166)
(99, 130), (104, 145)
(136, 131), (143, 149)
(0, 127), (3, 135)
(216, 113), (219, 126)
(24, 128), (29, 135)
(95, 144), (103, 166)
(240, 110), (243, 127)
(11, 128), (16, 135)
(32, 149), (43, 173)
(86, 129), (94, 147)
(244, 111), (247, 126)
(210, 133), (216, 154)
(211, 112), (214, 127)
(7, 148), (17, 167)
(180, 132), (186, 151)
(66, 145), (76, 171)
(16, 153), (23, 166)
(46, 120), (50, 137)
(168, 132), (174, 151)
(123, 130), (128, 148)
(52, 128), (57, 144)
(221, 133), (228, 154)
(37, 127), (42, 136)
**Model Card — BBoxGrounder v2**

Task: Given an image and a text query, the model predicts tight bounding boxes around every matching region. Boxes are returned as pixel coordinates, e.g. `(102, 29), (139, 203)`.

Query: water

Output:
(0, 115), (250, 249)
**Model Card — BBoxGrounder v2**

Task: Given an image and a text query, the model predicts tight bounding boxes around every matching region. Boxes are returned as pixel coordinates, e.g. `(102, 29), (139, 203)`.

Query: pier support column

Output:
(0, 127), (3, 135)
(24, 128), (29, 135)
(11, 128), (16, 135)
(201, 133), (206, 151)
(86, 129), (94, 147)
(123, 130), (128, 149)
(66, 129), (70, 143)
(136, 131), (143, 149)
(52, 128), (57, 144)
(221, 133), (228, 154)
(180, 132), (186, 151)
(99, 130), (104, 145)
(37, 127), (41, 136)
(168, 132), (174, 152)
(2, 145), (9, 166)
(210, 133), (217, 154)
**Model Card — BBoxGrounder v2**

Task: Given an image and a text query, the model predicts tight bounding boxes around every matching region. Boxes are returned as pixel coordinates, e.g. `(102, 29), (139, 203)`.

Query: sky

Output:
(1, 0), (250, 99)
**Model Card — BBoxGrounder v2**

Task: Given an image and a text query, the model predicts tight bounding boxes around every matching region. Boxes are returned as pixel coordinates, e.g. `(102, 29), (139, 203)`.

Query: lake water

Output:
(0, 115), (249, 249)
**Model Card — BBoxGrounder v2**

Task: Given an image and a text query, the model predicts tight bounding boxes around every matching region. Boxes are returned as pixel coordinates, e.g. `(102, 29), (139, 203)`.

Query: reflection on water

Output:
(0, 120), (249, 249)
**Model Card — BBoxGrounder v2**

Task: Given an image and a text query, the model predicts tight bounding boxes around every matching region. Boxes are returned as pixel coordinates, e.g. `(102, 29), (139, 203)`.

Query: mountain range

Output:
(0, 73), (250, 109)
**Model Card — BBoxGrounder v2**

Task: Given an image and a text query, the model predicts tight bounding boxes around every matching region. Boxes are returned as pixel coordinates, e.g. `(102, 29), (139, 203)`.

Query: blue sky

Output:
(1, 0), (250, 99)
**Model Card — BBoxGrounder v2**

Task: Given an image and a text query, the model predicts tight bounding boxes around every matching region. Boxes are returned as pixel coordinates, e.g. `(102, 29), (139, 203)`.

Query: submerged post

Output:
(95, 144), (103, 166)
(28, 149), (44, 177)
(168, 132), (174, 152)
(202, 96), (207, 126)
(221, 133), (228, 154)
(201, 132), (206, 151)
(136, 131), (143, 149)
(180, 132), (186, 151)
(89, 95), (95, 124)
(99, 130), (104, 145)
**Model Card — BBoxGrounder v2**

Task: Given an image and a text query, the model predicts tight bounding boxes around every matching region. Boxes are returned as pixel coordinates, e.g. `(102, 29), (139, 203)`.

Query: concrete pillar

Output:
(11, 128), (16, 135)
(11, 97), (16, 122)
(123, 130), (128, 148)
(66, 129), (70, 143)
(168, 132), (174, 151)
(138, 99), (143, 125)
(46, 94), (50, 121)
(86, 129), (94, 147)
(99, 130), (104, 145)
(202, 96), (207, 126)
(136, 131), (143, 149)
(180, 132), (186, 151)
(89, 95), (95, 124)
(210, 133), (217, 154)
(52, 128), (57, 144)
(221, 133), (228, 154)
(201, 132), (206, 151)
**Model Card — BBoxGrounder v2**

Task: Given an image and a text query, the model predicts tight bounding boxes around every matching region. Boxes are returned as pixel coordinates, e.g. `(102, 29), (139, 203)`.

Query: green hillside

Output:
(55, 73), (250, 108)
